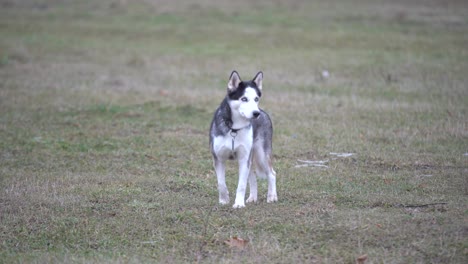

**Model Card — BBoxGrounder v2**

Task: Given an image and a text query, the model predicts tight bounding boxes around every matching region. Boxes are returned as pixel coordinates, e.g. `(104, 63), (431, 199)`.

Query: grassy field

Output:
(1, 0), (467, 263)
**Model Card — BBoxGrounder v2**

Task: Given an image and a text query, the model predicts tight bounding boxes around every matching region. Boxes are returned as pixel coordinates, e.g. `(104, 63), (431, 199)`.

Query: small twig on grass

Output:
(295, 159), (329, 168)
(145, 154), (157, 161)
(140, 241), (157, 244)
(330, 152), (355, 158)
(398, 202), (447, 208)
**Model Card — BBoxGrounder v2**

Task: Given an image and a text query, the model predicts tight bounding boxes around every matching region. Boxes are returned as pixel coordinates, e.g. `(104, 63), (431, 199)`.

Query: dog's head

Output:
(227, 71), (263, 120)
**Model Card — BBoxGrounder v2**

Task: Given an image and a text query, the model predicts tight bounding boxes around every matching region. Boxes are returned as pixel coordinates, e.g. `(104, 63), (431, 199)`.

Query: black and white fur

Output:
(209, 71), (278, 208)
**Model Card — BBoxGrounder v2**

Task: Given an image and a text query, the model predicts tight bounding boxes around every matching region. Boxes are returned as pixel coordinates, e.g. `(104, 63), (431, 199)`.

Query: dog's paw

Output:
(267, 194), (278, 203)
(219, 197), (230, 205)
(232, 203), (245, 209)
(246, 196), (257, 203)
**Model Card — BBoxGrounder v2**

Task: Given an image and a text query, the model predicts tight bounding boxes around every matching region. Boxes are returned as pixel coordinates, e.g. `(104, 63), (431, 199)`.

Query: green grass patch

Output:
(1, 0), (467, 263)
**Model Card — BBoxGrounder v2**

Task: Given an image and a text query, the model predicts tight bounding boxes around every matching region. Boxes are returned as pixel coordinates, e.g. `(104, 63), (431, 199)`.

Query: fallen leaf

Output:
(224, 236), (249, 249)
(356, 254), (368, 264)
(159, 90), (169, 96)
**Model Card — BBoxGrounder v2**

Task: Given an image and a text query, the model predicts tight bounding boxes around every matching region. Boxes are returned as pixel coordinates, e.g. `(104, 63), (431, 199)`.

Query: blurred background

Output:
(1, 0), (467, 263)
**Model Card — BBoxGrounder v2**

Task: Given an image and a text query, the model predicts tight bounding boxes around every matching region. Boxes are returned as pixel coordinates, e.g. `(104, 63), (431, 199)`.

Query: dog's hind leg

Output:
(246, 169), (258, 203)
(214, 158), (229, 205)
(264, 153), (278, 203)
(255, 152), (278, 203)
(266, 164), (278, 203)
(253, 145), (278, 203)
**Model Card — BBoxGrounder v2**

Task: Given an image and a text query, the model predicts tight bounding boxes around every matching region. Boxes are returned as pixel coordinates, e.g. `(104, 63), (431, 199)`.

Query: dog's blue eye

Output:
(255, 97), (259, 102)
(241, 97), (248, 102)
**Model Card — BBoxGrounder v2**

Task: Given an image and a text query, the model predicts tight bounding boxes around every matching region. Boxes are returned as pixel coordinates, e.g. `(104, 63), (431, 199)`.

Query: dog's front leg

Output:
(214, 158), (229, 205)
(233, 156), (250, 208)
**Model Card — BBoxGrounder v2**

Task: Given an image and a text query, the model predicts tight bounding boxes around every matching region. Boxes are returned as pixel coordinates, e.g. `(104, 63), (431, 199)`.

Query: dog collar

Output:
(230, 125), (251, 134)
(226, 122), (251, 152)
(225, 119), (251, 133)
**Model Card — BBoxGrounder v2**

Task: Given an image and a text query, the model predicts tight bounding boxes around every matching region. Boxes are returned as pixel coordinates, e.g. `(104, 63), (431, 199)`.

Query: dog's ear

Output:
(228, 71), (242, 92)
(253, 71), (263, 90)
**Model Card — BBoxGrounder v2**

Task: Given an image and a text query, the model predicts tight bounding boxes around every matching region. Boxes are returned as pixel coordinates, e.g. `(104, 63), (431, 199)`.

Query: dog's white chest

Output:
(213, 127), (253, 160)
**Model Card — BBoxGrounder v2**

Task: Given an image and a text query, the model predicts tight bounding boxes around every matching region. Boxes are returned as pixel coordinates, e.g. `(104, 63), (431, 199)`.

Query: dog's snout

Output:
(253, 111), (260, 118)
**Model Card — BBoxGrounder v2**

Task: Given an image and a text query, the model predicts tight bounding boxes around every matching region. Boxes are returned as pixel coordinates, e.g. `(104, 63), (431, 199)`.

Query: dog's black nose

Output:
(253, 111), (260, 118)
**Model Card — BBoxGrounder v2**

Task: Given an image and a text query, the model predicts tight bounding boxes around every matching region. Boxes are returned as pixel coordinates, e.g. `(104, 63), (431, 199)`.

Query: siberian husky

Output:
(209, 71), (278, 208)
